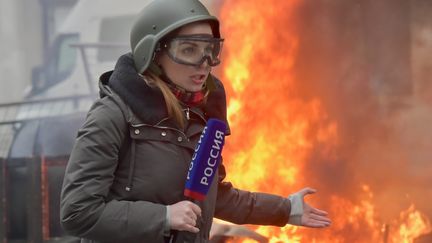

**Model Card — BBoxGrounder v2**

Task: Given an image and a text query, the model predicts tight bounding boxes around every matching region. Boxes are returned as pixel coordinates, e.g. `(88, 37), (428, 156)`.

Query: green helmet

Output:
(130, 0), (220, 74)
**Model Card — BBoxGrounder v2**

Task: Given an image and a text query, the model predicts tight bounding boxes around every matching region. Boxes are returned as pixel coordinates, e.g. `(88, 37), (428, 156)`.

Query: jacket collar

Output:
(99, 53), (230, 134)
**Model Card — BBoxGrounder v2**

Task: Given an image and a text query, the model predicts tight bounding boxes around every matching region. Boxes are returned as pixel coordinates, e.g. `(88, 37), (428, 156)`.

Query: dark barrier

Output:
(3, 156), (79, 243)
(0, 86), (94, 243)
(0, 158), (5, 243)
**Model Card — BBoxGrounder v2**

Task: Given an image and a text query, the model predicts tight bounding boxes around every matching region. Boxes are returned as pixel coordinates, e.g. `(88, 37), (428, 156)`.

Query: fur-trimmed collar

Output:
(99, 53), (230, 133)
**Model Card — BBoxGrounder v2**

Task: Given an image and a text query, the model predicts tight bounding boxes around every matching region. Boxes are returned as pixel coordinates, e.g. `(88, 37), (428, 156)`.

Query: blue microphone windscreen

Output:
(184, 119), (227, 201)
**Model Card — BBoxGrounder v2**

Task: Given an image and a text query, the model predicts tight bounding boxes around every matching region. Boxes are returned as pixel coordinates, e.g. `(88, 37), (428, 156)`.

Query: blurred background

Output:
(0, 0), (431, 242)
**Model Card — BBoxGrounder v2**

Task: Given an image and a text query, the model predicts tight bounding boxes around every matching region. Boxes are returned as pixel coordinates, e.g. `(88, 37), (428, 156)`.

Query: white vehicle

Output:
(5, 0), (150, 157)
(31, 0), (216, 100)
(31, 0), (147, 99)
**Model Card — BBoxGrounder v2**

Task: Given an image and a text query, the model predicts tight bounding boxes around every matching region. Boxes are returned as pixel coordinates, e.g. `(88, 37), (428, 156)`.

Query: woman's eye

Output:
(181, 46), (197, 55)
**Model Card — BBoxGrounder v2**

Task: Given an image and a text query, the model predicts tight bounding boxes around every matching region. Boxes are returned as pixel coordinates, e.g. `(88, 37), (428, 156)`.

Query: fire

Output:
(390, 205), (432, 243)
(220, 0), (318, 195)
(217, 0), (432, 242)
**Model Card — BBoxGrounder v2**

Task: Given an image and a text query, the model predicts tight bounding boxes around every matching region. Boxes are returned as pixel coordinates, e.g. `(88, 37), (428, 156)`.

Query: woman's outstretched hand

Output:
(288, 187), (331, 228)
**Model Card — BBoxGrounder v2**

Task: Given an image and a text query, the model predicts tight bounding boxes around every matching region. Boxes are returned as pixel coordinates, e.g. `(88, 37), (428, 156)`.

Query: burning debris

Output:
(217, 0), (432, 242)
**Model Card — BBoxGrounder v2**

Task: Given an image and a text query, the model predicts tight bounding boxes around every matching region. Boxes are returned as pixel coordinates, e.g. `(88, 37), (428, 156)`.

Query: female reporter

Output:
(60, 0), (331, 242)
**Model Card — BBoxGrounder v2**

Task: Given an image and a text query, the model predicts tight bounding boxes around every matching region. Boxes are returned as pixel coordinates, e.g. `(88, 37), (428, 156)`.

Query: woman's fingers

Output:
(188, 225), (200, 233)
(169, 200), (202, 233)
(309, 206), (329, 216)
(306, 204), (331, 224)
(300, 199), (332, 228)
(309, 213), (332, 224)
(189, 201), (202, 217)
(299, 187), (317, 196)
(304, 218), (330, 228)
(177, 220), (199, 232)
(186, 205), (199, 222)
(180, 215), (199, 232)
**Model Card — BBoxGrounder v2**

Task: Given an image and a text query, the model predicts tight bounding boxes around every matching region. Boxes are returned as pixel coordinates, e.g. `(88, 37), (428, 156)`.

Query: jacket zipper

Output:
(183, 107), (207, 123)
(185, 107), (190, 120)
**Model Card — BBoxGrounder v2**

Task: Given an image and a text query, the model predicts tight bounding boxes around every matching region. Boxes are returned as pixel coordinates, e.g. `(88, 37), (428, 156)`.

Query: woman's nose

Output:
(197, 56), (212, 70)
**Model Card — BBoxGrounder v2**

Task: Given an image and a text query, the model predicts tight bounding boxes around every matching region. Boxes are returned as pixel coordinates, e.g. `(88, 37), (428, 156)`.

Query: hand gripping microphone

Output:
(184, 118), (227, 200)
(171, 119), (227, 243)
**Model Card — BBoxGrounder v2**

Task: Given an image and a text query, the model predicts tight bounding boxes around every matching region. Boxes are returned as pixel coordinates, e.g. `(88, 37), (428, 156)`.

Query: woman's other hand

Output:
(288, 187), (332, 228)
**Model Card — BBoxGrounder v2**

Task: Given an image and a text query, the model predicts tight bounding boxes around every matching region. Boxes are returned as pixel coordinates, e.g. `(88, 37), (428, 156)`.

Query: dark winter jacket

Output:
(60, 53), (291, 243)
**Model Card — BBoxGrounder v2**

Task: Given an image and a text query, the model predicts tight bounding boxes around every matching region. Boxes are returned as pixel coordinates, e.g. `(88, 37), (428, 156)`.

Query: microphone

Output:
(170, 119), (226, 243)
(184, 118), (227, 201)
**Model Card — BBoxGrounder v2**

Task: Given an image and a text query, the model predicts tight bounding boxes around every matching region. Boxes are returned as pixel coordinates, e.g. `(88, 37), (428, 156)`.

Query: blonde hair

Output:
(141, 72), (186, 129)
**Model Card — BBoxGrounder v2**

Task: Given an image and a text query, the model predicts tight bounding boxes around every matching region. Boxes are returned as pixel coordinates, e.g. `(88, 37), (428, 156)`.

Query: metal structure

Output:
(0, 95), (94, 243)
(0, 0), (137, 241)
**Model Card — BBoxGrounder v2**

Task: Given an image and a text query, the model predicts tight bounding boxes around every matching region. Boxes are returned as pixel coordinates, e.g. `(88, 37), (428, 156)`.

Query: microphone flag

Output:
(184, 118), (227, 201)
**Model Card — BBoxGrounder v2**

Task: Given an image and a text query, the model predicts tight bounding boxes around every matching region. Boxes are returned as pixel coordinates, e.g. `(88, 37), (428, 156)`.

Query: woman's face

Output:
(157, 22), (213, 92)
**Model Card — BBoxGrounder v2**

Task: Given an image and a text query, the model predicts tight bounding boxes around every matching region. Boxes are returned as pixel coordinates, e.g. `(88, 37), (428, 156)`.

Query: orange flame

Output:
(218, 0), (432, 242)
(390, 205), (432, 243)
(220, 0), (336, 195)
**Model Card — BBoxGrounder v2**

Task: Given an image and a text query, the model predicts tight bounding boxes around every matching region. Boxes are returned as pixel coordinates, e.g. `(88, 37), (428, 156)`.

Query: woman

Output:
(60, 0), (331, 242)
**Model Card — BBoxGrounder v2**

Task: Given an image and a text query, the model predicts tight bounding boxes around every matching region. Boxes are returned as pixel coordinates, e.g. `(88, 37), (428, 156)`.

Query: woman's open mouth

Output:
(191, 74), (206, 85)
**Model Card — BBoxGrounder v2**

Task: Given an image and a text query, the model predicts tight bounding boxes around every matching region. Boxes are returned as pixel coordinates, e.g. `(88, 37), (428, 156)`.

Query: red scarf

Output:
(167, 83), (207, 107)
(160, 73), (211, 107)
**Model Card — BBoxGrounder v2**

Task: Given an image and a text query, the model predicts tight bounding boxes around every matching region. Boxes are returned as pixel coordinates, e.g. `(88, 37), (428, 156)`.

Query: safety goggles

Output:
(162, 35), (224, 67)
